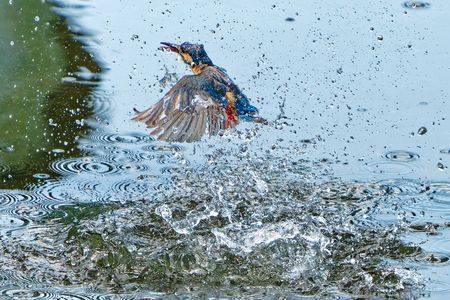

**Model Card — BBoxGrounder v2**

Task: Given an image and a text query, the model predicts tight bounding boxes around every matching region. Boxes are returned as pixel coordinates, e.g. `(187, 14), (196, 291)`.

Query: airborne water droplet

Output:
(34, 16), (40, 22)
(417, 126), (427, 135)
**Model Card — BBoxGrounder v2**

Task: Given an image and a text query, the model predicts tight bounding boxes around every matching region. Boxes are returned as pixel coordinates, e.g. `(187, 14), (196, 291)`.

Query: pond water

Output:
(0, 0), (449, 298)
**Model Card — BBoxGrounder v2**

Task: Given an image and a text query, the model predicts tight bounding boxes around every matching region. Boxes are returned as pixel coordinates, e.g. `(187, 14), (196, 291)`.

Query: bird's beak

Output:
(159, 42), (180, 53)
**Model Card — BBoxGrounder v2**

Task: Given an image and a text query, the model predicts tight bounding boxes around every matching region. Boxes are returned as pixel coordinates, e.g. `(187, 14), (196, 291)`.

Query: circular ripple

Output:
(33, 173), (51, 179)
(403, 1), (430, 9)
(385, 150), (420, 162)
(142, 144), (183, 152)
(0, 289), (60, 299)
(100, 151), (144, 164)
(3, 204), (50, 219)
(108, 148), (133, 155)
(0, 162), (36, 176)
(135, 151), (155, 161)
(365, 161), (414, 175)
(56, 294), (92, 300)
(428, 182), (450, 204)
(161, 166), (182, 174)
(117, 163), (151, 173)
(50, 157), (120, 175)
(98, 153), (136, 164)
(31, 179), (108, 202)
(0, 163), (12, 175)
(38, 201), (66, 212)
(110, 179), (156, 196)
(78, 144), (96, 151)
(377, 179), (422, 195)
(91, 90), (113, 117)
(89, 132), (154, 144)
(0, 190), (42, 207)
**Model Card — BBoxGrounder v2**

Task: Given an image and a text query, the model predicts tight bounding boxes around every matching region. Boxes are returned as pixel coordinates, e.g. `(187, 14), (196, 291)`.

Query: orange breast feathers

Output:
(225, 91), (238, 128)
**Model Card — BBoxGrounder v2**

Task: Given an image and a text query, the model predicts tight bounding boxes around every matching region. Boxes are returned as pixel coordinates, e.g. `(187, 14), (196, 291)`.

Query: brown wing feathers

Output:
(133, 75), (235, 142)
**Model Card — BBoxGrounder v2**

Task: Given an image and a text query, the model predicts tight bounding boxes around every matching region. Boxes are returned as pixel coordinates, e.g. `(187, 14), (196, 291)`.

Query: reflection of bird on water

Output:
(133, 42), (266, 142)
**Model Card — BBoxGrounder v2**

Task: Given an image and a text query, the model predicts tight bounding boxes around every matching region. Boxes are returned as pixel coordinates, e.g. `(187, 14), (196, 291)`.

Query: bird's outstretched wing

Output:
(132, 75), (237, 143)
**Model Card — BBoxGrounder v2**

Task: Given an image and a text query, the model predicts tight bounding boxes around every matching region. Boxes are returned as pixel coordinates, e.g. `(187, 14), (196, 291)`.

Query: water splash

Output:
(0, 147), (437, 297)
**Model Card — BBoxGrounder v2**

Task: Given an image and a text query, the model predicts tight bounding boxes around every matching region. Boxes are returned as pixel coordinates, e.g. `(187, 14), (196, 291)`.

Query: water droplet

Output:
(377, 35), (384, 41)
(10, 41), (14, 46)
(34, 16), (40, 22)
(48, 118), (57, 126)
(417, 126), (427, 135)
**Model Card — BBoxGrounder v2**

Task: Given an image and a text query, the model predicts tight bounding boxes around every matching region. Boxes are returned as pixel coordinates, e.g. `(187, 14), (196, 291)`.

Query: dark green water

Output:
(0, 0), (100, 189)
(0, 0), (449, 299)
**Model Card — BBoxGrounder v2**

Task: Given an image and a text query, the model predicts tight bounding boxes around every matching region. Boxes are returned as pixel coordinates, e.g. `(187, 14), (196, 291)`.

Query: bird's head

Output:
(160, 42), (213, 73)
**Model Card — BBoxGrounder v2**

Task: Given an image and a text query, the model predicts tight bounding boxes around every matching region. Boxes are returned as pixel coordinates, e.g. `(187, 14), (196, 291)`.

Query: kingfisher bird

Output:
(132, 42), (266, 143)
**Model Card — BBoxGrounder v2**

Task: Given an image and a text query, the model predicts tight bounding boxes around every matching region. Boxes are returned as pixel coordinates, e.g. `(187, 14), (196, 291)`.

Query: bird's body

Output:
(133, 42), (265, 142)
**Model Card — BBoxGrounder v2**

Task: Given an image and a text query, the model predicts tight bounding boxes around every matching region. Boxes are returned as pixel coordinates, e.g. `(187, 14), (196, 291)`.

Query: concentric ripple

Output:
(3, 204), (50, 219)
(365, 161), (414, 175)
(88, 132), (154, 144)
(0, 289), (84, 300)
(117, 162), (151, 173)
(0, 162), (36, 177)
(428, 182), (450, 204)
(385, 150), (420, 162)
(32, 173), (51, 180)
(31, 179), (106, 202)
(134, 151), (155, 161)
(90, 90), (113, 117)
(0, 190), (42, 207)
(142, 144), (183, 152)
(364, 151), (421, 176)
(0, 163), (12, 175)
(99, 149), (148, 164)
(109, 179), (160, 200)
(50, 157), (120, 175)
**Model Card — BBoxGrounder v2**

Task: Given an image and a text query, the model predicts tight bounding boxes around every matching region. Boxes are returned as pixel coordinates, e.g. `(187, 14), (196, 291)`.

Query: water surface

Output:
(0, 0), (449, 298)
